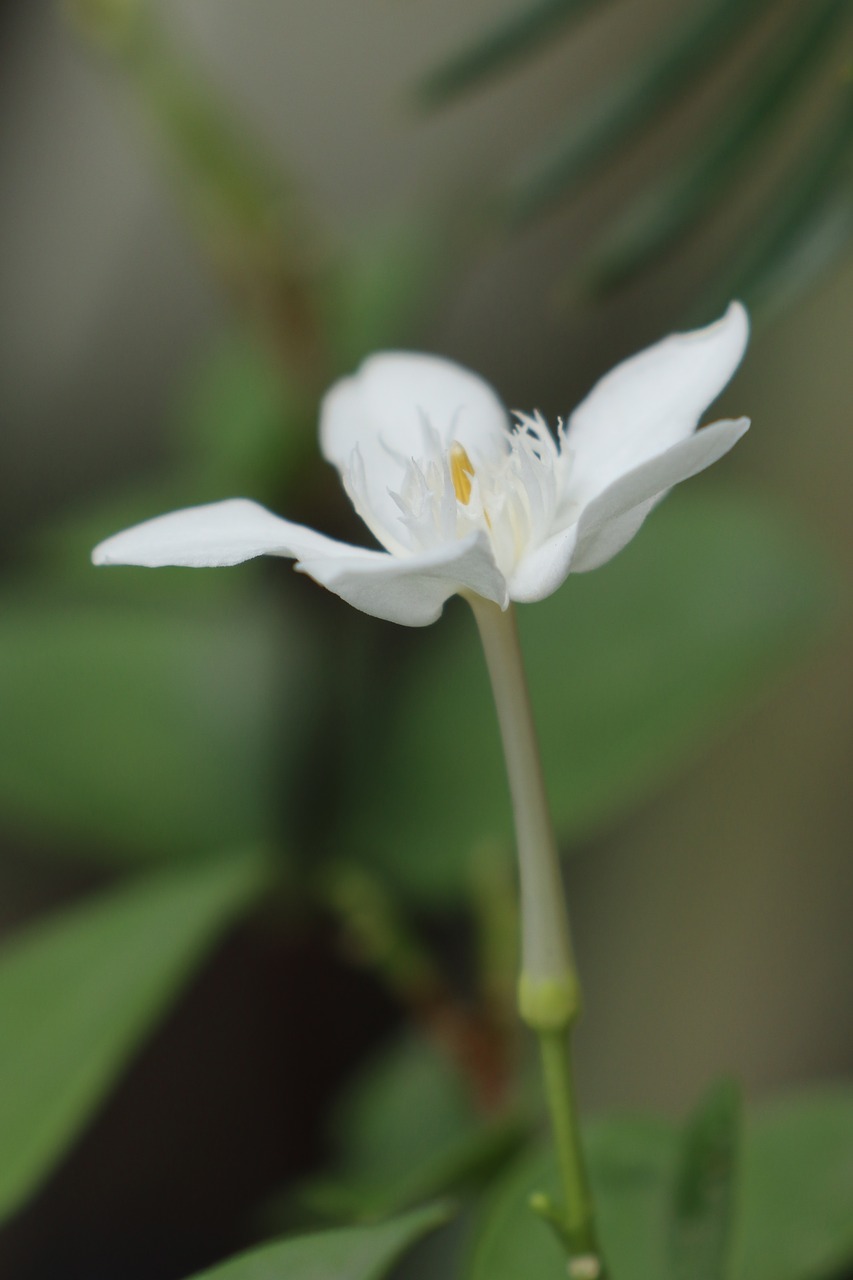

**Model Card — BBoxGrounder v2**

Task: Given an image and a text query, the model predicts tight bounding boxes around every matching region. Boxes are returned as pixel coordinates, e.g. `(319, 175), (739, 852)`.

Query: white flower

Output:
(93, 303), (750, 625)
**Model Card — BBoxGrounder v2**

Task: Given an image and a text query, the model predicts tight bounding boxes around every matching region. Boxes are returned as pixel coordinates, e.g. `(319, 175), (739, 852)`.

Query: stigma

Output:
(449, 442), (475, 505)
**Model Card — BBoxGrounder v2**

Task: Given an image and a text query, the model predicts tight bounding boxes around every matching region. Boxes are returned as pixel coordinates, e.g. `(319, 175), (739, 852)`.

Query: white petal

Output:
(564, 302), (749, 505)
(91, 498), (358, 567)
(298, 532), (507, 626)
(507, 525), (579, 603)
(320, 352), (510, 551)
(571, 417), (750, 573)
(93, 497), (507, 625)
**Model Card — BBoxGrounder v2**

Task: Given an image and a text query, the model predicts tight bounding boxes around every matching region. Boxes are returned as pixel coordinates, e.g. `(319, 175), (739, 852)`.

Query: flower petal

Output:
(91, 498), (358, 567)
(298, 532), (507, 626)
(564, 302), (749, 506)
(320, 353), (510, 552)
(571, 417), (750, 573)
(92, 498), (507, 627)
(510, 415), (747, 599)
(507, 526), (579, 603)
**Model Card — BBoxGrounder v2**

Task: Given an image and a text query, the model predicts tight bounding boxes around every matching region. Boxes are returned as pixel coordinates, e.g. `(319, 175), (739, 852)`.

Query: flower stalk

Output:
(467, 594), (605, 1277)
(466, 597), (578, 1021)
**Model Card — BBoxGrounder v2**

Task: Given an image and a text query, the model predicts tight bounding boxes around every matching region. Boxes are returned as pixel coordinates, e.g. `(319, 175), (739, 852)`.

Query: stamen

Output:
(449, 441), (475, 505)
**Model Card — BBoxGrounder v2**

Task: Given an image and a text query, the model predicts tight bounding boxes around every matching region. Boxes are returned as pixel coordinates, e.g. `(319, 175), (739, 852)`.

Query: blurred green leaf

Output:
(589, 0), (850, 293)
(337, 1034), (482, 1181)
(733, 1089), (853, 1280)
(418, 0), (602, 106)
(0, 596), (301, 862)
(470, 1090), (853, 1280)
(698, 79), (853, 324)
(585, 1117), (679, 1279)
(670, 1081), (741, 1280)
(67, 0), (325, 384)
(468, 1117), (675, 1280)
(69, 0), (291, 245)
(287, 1034), (526, 1222)
(507, 0), (773, 222)
(418, 0), (853, 322)
(323, 226), (446, 373)
(177, 333), (314, 500)
(35, 332), (313, 596)
(185, 1203), (452, 1280)
(0, 849), (271, 1227)
(347, 490), (835, 900)
(33, 484), (223, 602)
(65, 0), (144, 53)
(390, 1210), (475, 1280)
(739, 176), (853, 325)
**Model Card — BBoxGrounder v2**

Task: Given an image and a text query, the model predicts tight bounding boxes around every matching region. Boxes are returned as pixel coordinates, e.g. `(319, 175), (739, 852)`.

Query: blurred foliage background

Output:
(0, 1), (852, 1278)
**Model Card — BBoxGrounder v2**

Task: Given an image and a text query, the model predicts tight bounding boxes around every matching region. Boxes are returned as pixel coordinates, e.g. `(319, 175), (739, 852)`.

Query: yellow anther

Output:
(449, 442), (475, 505)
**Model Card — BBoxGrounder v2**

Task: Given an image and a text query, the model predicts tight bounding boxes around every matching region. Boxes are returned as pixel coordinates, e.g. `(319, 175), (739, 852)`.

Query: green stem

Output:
(467, 596), (606, 1276)
(466, 598), (578, 1020)
(539, 1029), (605, 1276)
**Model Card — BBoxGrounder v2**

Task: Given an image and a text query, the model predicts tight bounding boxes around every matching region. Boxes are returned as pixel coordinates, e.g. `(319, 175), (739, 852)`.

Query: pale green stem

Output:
(466, 597), (578, 1021)
(467, 595), (606, 1278)
(538, 1031), (603, 1273)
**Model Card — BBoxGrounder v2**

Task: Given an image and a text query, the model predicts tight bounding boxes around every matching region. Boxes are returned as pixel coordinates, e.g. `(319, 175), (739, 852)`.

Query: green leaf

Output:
(334, 1034), (525, 1212)
(184, 1203), (452, 1280)
(417, 0), (602, 107)
(66, 2), (324, 386)
(177, 333), (314, 501)
(285, 1034), (526, 1222)
(468, 1117), (676, 1280)
(70, 0), (286, 244)
(588, 0), (850, 293)
(469, 1091), (853, 1280)
(733, 1089), (853, 1280)
(34, 484), (249, 606)
(739, 177), (853, 325)
(323, 225), (446, 373)
(337, 1035), (489, 1183)
(670, 1081), (741, 1280)
(0, 596), (295, 862)
(695, 80), (853, 325)
(347, 490), (835, 900)
(0, 849), (271, 1227)
(507, 0), (774, 222)
(34, 337), (311, 598)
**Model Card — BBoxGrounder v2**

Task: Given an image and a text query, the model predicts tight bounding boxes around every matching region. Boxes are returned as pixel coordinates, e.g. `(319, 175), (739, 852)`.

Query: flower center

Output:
(449, 442), (475, 505)
(374, 415), (563, 578)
